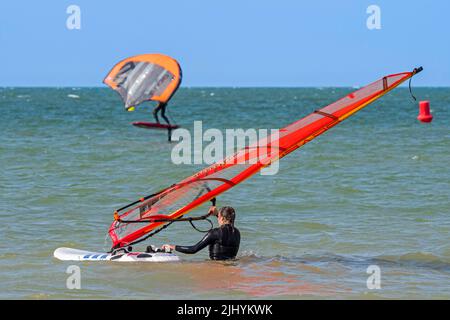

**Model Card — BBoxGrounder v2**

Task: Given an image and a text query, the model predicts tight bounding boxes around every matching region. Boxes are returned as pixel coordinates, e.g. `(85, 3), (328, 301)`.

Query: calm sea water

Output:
(1, 87), (449, 299)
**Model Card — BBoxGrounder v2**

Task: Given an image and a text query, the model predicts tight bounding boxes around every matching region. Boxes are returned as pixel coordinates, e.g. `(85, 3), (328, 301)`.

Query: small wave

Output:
(300, 221), (334, 231)
(375, 252), (450, 272)
(236, 250), (263, 262)
(236, 252), (308, 265)
(334, 185), (364, 195)
(235, 251), (450, 273)
(0, 252), (17, 259)
(67, 94), (80, 99)
(26, 293), (52, 300)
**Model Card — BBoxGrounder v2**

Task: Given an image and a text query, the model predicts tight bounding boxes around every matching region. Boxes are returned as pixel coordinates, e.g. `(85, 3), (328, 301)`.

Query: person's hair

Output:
(219, 206), (236, 225)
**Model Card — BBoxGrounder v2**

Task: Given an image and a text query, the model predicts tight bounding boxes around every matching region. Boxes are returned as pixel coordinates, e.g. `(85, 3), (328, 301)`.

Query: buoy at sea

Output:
(417, 101), (433, 123)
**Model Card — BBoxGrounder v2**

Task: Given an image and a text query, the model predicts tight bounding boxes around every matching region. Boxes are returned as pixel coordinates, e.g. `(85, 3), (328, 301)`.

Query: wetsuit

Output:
(153, 102), (170, 125)
(175, 224), (240, 260)
(153, 102), (173, 141)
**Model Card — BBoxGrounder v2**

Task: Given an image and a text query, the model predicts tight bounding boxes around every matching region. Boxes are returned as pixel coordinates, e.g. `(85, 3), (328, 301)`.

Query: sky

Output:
(0, 0), (449, 87)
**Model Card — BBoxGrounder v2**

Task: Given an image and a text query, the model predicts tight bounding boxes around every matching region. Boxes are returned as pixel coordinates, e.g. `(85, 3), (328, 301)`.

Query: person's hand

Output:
(161, 244), (175, 252)
(208, 206), (218, 216)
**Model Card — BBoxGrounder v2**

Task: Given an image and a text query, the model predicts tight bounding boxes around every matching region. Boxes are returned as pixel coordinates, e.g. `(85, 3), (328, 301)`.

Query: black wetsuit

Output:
(153, 102), (173, 141)
(153, 102), (170, 125)
(175, 224), (240, 260)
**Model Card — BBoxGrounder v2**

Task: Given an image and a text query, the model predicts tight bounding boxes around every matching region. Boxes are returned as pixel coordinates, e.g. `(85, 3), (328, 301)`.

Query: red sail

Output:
(109, 68), (422, 248)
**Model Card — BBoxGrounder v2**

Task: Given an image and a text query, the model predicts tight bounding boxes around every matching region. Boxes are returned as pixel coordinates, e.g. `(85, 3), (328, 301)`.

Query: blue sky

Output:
(0, 1), (448, 86)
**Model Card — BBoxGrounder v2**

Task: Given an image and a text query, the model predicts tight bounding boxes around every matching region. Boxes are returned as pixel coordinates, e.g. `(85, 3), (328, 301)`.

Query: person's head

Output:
(217, 206), (236, 226)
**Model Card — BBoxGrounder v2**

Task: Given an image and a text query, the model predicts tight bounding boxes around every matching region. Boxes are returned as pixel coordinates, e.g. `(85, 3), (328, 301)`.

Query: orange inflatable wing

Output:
(104, 54), (182, 110)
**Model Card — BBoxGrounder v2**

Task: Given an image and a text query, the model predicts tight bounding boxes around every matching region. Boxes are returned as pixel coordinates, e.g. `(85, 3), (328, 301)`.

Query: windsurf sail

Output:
(104, 54), (182, 111)
(109, 67), (423, 249)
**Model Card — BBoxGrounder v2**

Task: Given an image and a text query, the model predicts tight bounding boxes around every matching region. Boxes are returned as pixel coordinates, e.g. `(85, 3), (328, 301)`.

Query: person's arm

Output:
(174, 230), (218, 254)
(161, 204), (219, 253)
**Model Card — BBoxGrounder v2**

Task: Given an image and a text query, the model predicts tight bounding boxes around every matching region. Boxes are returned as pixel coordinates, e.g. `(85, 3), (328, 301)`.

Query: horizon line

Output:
(0, 85), (448, 89)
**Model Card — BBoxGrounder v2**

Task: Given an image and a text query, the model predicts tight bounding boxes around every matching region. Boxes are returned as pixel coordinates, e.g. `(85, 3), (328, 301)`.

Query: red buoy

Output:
(417, 101), (433, 123)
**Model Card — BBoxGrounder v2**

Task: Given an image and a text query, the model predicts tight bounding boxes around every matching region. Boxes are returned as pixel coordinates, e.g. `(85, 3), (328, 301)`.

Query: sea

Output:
(1, 87), (449, 299)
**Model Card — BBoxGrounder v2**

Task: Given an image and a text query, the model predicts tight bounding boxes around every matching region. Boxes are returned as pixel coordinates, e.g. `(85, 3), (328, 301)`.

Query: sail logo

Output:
(171, 121), (280, 175)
